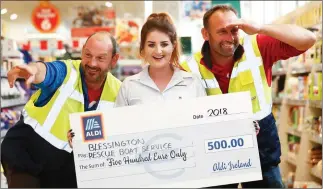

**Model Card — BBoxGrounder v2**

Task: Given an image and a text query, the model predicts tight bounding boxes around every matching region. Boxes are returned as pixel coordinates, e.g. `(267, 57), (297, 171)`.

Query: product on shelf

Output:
(1, 108), (21, 130)
(286, 171), (295, 188)
(307, 145), (322, 166)
(290, 53), (312, 73)
(288, 106), (305, 129)
(308, 72), (322, 100)
(1, 78), (29, 100)
(286, 76), (309, 100)
(1, 78), (21, 99)
(272, 60), (286, 73)
(305, 115), (322, 136)
(312, 28), (322, 64)
(311, 116), (322, 135)
(311, 159), (322, 178)
(288, 135), (300, 154)
(313, 40), (322, 64)
(272, 105), (281, 123)
(1, 37), (24, 73)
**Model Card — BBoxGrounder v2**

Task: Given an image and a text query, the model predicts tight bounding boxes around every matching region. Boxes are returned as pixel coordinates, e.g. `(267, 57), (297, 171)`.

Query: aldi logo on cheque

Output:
(81, 114), (105, 142)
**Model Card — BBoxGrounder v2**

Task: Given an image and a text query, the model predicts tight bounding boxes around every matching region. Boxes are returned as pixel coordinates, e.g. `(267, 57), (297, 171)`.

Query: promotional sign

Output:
(70, 92), (262, 188)
(182, 1), (212, 20)
(71, 5), (116, 38)
(31, 1), (60, 33)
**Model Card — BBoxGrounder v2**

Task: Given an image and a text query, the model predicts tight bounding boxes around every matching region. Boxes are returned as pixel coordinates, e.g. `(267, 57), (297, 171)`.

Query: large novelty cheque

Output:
(69, 92), (262, 188)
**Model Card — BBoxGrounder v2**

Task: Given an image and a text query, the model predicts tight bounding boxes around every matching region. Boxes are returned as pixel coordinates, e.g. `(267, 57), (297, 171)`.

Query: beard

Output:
(217, 41), (239, 57)
(83, 64), (110, 84)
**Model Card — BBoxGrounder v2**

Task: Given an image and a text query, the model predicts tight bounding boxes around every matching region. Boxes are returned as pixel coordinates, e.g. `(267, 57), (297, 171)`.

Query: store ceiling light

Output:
(1, 8), (7, 15)
(105, 2), (112, 7)
(10, 13), (18, 20)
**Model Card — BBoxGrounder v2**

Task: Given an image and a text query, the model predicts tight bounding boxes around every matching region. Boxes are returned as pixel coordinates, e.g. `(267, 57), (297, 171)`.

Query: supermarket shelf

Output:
(272, 70), (286, 76)
(286, 152), (297, 166)
(1, 71), (24, 80)
(1, 71), (8, 78)
(1, 98), (28, 108)
(309, 100), (322, 109)
(273, 1), (322, 184)
(309, 132), (322, 145)
(273, 98), (282, 105)
(310, 166), (322, 179)
(313, 63), (322, 72)
(291, 66), (312, 75)
(286, 99), (307, 106)
(287, 127), (302, 137)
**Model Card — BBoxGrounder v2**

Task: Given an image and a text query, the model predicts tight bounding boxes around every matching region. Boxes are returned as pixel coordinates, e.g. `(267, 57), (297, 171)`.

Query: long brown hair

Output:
(140, 12), (182, 69)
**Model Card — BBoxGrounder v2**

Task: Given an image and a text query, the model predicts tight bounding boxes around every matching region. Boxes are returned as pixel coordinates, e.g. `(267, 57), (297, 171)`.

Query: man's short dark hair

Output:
(109, 35), (117, 56)
(203, 4), (238, 29)
(83, 32), (118, 56)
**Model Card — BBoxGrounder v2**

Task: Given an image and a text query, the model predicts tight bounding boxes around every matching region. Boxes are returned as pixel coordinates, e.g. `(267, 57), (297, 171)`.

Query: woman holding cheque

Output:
(67, 12), (206, 148)
(68, 12), (261, 147)
(66, 13), (261, 187)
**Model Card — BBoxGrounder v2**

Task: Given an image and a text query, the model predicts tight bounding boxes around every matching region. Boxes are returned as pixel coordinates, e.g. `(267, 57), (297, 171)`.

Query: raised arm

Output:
(226, 19), (316, 51)
(258, 24), (316, 51)
(7, 62), (46, 88)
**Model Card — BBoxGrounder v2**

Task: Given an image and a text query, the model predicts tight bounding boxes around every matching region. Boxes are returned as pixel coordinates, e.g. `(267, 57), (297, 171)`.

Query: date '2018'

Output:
(208, 108), (228, 117)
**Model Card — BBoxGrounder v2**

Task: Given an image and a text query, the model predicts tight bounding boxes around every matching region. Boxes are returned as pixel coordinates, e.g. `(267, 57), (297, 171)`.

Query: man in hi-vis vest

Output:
(181, 5), (316, 188)
(1, 32), (121, 188)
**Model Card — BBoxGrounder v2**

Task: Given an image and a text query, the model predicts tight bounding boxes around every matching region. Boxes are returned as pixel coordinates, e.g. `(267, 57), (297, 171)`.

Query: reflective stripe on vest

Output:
(22, 109), (73, 152)
(43, 68), (78, 132)
(68, 88), (84, 103)
(186, 35), (272, 120)
(238, 35), (272, 120)
(22, 65), (78, 152)
(186, 56), (220, 89)
(22, 60), (120, 152)
(63, 88), (115, 109)
(22, 65), (117, 152)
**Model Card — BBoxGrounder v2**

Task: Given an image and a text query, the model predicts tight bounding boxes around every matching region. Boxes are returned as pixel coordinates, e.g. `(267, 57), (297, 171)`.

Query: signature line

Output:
(212, 166), (256, 174)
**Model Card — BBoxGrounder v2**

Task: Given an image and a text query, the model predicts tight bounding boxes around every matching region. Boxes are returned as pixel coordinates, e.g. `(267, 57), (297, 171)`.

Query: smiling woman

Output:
(114, 12), (207, 107)
(139, 12), (181, 69)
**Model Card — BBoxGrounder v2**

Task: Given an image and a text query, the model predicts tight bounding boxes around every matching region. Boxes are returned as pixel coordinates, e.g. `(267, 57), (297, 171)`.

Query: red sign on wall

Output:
(31, 1), (60, 33)
(40, 40), (48, 50)
(72, 40), (79, 48)
(57, 40), (63, 50)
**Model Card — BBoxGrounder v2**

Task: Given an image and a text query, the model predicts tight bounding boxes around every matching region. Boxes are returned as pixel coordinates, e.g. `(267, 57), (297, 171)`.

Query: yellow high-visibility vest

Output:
(181, 35), (272, 120)
(23, 60), (121, 152)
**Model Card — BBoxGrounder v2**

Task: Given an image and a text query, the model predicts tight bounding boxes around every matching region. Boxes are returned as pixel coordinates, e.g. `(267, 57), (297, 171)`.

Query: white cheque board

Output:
(69, 91), (262, 188)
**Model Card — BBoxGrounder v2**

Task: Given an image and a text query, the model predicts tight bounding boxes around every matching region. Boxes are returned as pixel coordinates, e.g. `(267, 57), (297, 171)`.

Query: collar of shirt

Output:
(80, 66), (101, 111)
(129, 65), (193, 92)
(200, 41), (245, 76)
(200, 41), (245, 69)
